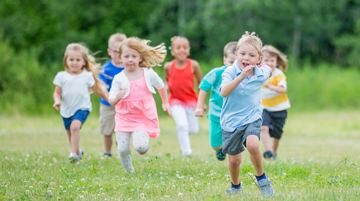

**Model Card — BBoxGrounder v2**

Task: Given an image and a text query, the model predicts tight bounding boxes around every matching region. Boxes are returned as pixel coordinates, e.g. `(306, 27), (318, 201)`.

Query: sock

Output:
(231, 182), (241, 189)
(256, 173), (266, 182)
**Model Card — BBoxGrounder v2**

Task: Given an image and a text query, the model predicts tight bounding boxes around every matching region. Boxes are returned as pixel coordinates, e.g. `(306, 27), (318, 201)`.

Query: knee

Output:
(70, 121), (81, 132)
(177, 123), (189, 133)
(117, 144), (130, 154)
(133, 141), (148, 153)
(246, 140), (260, 153)
(189, 126), (199, 134)
(228, 157), (241, 167)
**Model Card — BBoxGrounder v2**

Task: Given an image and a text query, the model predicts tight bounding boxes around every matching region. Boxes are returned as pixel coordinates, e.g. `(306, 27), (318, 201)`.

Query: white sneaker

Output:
(79, 149), (84, 160)
(68, 153), (79, 163)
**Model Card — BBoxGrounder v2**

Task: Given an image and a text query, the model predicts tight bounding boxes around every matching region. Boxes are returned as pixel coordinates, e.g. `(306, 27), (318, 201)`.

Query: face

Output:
(171, 38), (190, 61)
(107, 41), (122, 65)
(118, 45), (142, 72)
(235, 43), (262, 69)
(66, 50), (85, 74)
(261, 53), (277, 71)
(223, 53), (236, 67)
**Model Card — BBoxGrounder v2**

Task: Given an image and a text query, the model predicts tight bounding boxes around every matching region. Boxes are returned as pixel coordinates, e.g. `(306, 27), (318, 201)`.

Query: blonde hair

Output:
(63, 43), (102, 90)
(262, 45), (288, 71)
(118, 37), (166, 68)
(108, 33), (127, 48)
(236, 31), (263, 56)
(224, 41), (237, 57)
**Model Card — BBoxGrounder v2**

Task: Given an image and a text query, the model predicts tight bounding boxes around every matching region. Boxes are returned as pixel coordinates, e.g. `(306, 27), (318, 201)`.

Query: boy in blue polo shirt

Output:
(220, 32), (274, 196)
(195, 41), (237, 161)
(99, 33), (127, 157)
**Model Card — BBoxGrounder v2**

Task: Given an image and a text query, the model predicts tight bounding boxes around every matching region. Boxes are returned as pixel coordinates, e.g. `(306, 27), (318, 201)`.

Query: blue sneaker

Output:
(226, 183), (242, 195)
(257, 179), (275, 197)
(216, 149), (226, 161)
(263, 150), (274, 160)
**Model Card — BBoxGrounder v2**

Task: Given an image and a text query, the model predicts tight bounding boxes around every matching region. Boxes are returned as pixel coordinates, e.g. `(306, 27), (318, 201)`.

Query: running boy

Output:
(261, 45), (290, 160)
(195, 41), (237, 161)
(220, 32), (274, 196)
(99, 33), (127, 157)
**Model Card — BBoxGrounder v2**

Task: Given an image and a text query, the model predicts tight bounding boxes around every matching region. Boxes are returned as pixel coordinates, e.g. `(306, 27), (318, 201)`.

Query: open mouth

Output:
(243, 63), (249, 67)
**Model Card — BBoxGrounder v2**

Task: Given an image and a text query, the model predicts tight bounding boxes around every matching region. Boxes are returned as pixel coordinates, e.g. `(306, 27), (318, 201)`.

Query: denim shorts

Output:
(62, 110), (90, 130)
(262, 109), (287, 139)
(222, 119), (262, 155)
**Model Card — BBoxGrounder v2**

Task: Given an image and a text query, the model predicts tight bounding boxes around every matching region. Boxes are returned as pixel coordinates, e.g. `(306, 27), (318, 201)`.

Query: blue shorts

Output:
(62, 110), (90, 130)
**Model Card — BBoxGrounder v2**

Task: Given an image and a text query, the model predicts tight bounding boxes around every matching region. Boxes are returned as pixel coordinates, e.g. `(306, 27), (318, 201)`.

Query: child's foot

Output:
(257, 179), (275, 197)
(79, 149), (84, 160)
(225, 183), (242, 195)
(263, 150), (274, 160)
(104, 152), (112, 157)
(216, 149), (226, 161)
(68, 153), (79, 163)
(272, 153), (278, 160)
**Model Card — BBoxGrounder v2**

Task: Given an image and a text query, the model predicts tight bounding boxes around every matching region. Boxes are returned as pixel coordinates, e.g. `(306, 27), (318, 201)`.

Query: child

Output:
(99, 33), (127, 157)
(195, 41), (237, 161)
(260, 45), (290, 160)
(108, 37), (172, 173)
(164, 36), (203, 156)
(220, 32), (274, 196)
(53, 43), (109, 163)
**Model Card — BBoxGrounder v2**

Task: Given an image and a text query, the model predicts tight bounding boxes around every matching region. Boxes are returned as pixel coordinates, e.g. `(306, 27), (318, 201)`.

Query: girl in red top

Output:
(164, 36), (204, 156)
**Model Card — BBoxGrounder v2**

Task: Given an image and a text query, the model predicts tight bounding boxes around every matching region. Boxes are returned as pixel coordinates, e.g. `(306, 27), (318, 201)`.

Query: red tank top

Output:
(168, 59), (198, 107)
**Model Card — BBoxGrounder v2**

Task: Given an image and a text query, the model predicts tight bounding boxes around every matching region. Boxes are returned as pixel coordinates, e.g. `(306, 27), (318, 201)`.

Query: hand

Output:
(162, 103), (172, 117)
(241, 65), (255, 77)
(203, 104), (207, 112)
(116, 88), (126, 100)
(53, 100), (61, 111)
(195, 107), (205, 117)
(263, 81), (270, 88)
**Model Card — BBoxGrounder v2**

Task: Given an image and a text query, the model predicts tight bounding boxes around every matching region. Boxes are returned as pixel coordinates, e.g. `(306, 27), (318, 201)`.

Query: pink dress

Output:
(114, 75), (160, 138)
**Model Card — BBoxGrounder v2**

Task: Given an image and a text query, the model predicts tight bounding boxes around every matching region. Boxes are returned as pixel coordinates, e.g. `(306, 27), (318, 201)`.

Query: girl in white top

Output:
(109, 37), (172, 173)
(53, 43), (109, 163)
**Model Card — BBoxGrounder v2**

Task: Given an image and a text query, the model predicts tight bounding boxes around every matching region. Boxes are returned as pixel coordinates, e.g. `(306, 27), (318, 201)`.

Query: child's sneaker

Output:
(257, 179), (275, 197)
(272, 153), (277, 160)
(104, 152), (112, 157)
(226, 184), (242, 195)
(216, 149), (226, 161)
(263, 150), (274, 159)
(139, 148), (148, 155)
(78, 149), (84, 160)
(68, 153), (79, 163)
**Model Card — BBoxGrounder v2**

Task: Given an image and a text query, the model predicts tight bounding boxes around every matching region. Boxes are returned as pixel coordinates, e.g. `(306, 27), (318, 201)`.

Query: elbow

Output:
(220, 89), (228, 97)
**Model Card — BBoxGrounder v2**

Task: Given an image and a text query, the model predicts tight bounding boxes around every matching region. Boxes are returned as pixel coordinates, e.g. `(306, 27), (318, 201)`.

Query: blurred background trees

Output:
(1, 0), (360, 114)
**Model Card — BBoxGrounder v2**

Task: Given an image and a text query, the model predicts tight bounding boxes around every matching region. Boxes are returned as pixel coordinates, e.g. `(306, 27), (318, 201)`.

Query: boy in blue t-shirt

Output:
(195, 41), (237, 161)
(99, 33), (127, 157)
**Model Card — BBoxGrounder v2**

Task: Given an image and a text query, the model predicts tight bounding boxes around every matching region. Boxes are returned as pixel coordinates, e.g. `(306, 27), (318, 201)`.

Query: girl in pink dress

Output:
(108, 37), (172, 173)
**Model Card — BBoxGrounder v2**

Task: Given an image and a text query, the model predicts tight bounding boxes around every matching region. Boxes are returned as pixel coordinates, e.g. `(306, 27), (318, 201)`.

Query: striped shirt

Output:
(261, 68), (290, 111)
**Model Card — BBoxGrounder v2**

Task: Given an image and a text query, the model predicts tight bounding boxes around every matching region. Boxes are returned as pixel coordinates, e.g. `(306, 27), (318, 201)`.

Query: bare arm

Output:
(163, 62), (171, 94)
(192, 60), (203, 89)
(53, 85), (62, 110)
(195, 89), (207, 117)
(221, 65), (255, 97)
(91, 84), (109, 103)
(263, 82), (287, 94)
(158, 87), (172, 117)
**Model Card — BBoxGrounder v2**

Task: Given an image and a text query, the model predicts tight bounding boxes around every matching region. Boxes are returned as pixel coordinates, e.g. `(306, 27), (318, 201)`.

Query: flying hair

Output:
(262, 45), (288, 71)
(236, 31), (263, 56)
(63, 43), (103, 91)
(118, 37), (167, 68)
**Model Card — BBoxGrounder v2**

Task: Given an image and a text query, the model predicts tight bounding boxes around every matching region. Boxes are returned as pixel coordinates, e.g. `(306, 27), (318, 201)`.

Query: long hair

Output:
(63, 43), (102, 90)
(118, 37), (166, 68)
(262, 45), (288, 71)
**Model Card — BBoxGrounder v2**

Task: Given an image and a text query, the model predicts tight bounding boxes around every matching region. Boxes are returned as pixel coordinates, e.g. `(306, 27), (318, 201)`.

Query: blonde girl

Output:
(53, 43), (109, 163)
(108, 37), (171, 173)
(260, 45), (290, 160)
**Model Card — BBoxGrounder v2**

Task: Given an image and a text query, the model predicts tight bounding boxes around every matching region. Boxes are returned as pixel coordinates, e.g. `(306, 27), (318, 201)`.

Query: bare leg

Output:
(261, 126), (272, 152)
(69, 120), (82, 155)
(104, 134), (113, 153)
(228, 153), (242, 185)
(246, 135), (264, 176)
(272, 138), (280, 155)
(66, 130), (71, 144)
(212, 145), (223, 151)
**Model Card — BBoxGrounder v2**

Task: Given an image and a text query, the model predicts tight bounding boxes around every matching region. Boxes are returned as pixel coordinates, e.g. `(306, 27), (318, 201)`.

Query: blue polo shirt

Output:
(220, 60), (271, 132)
(99, 60), (124, 106)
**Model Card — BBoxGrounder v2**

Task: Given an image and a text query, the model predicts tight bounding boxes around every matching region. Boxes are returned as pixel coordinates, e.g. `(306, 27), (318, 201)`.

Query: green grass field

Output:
(1, 111), (360, 200)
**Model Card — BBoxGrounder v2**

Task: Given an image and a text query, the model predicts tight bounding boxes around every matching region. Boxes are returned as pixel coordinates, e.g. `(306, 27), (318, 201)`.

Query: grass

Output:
(0, 111), (360, 200)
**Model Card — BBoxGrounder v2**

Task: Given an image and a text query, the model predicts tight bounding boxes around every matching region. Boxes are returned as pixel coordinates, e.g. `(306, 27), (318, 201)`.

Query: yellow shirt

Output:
(261, 68), (290, 111)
